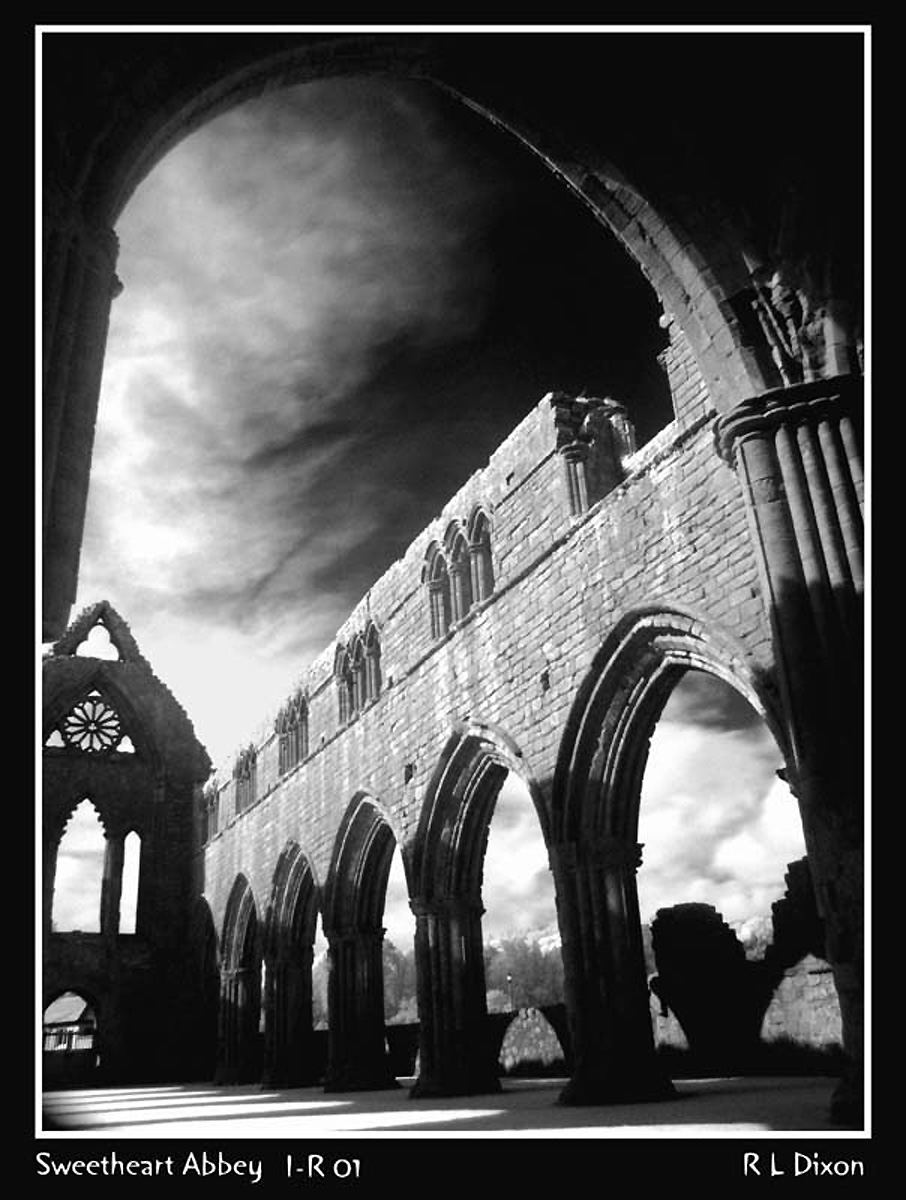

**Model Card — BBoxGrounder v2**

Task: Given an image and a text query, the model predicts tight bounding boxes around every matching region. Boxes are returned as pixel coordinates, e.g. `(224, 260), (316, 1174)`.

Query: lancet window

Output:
(277, 692), (309, 775)
(233, 746), (257, 814)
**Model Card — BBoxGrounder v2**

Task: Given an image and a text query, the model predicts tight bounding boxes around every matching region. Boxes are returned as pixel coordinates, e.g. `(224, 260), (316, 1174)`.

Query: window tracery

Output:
(276, 691), (309, 775)
(233, 746), (257, 813)
(47, 691), (134, 756)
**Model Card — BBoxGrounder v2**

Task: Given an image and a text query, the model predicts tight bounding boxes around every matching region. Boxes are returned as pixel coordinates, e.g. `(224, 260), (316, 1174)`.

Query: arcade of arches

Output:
(41, 32), (864, 1123)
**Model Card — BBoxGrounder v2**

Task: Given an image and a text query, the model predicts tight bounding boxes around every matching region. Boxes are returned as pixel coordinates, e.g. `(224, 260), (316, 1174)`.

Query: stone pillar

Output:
(559, 442), (591, 516)
(261, 949), (319, 1087)
(100, 835), (124, 938)
(43, 187), (122, 640)
(410, 896), (501, 1098)
(469, 538), (492, 603)
(216, 966), (260, 1084)
(323, 927), (397, 1091)
(428, 577), (450, 638)
(449, 560), (472, 622)
(552, 836), (674, 1104)
(715, 374), (864, 1123)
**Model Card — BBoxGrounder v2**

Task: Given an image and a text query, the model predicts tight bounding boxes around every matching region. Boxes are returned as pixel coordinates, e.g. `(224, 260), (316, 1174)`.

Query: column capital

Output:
(714, 374), (862, 465)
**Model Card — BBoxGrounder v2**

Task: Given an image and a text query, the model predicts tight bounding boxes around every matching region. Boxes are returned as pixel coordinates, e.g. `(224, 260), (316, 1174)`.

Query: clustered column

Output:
(261, 947), (318, 1088)
(43, 186), (122, 639)
(715, 373), (864, 1121)
(551, 836), (673, 1104)
(323, 927), (397, 1091)
(410, 894), (500, 1098)
(216, 966), (258, 1084)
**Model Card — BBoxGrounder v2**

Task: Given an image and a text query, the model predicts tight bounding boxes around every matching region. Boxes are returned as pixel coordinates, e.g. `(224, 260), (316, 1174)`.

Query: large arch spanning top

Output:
(51, 34), (768, 410)
(41, 33), (864, 639)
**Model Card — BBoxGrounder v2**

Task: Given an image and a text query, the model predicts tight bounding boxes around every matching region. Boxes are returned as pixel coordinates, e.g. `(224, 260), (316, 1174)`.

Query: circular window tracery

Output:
(62, 697), (122, 754)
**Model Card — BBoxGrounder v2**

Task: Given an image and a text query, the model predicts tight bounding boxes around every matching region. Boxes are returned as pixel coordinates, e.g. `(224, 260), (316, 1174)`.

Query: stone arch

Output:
(43, 669), (160, 774)
(424, 541), (452, 640)
(216, 873), (262, 1084)
(43, 36), (864, 644)
(466, 505), (495, 602)
(409, 721), (547, 1097)
(333, 644), (353, 725)
(261, 842), (322, 1087)
(553, 605), (785, 842)
(78, 39), (781, 407)
(321, 793), (402, 1090)
(549, 605), (789, 1105)
(447, 526), (473, 621)
(49, 796), (106, 935)
(42, 987), (101, 1090)
(363, 620), (382, 702)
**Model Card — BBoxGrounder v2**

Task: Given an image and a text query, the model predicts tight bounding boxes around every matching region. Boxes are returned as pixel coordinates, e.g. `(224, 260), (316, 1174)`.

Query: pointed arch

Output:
(217, 874), (262, 1084)
(466, 506), (495, 602)
(51, 797), (106, 933)
(363, 621), (382, 703)
(334, 645), (353, 725)
(322, 793), (402, 1091)
(424, 541), (451, 640)
(548, 606), (786, 1106)
(552, 605), (785, 843)
(448, 528), (473, 621)
(261, 843), (322, 1086)
(409, 722), (544, 1098)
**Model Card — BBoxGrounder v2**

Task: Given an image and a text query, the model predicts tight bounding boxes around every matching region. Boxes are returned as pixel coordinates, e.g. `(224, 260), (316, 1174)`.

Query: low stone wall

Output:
(760, 955), (843, 1048)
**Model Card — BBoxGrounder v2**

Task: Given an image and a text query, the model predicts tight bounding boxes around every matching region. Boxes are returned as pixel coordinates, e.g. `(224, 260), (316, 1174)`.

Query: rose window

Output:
(62, 697), (122, 753)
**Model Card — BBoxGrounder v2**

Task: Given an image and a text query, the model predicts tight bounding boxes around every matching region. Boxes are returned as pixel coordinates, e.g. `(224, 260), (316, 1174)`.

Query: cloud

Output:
(638, 676), (806, 926)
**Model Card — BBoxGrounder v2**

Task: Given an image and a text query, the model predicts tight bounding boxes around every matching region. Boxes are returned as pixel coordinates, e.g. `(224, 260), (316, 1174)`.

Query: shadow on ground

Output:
(42, 1075), (850, 1135)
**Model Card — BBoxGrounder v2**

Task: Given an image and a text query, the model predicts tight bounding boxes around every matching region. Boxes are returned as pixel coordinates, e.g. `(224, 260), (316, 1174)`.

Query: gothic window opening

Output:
(449, 530), (473, 621)
(467, 508), (495, 602)
(364, 623), (382, 702)
(75, 623), (121, 661)
(351, 637), (366, 714)
(43, 993), (97, 1054)
(425, 543), (452, 640)
(119, 831), (141, 934)
(233, 746), (258, 814)
(277, 693), (309, 774)
(52, 799), (105, 933)
(203, 785), (220, 842)
(335, 648), (354, 725)
(49, 689), (135, 756)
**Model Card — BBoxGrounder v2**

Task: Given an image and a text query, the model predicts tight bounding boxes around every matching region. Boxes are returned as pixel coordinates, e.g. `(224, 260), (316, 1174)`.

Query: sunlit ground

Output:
(42, 1076), (847, 1137)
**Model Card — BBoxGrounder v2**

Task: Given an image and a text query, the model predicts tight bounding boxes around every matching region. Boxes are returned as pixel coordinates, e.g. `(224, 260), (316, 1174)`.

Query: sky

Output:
(55, 74), (806, 949)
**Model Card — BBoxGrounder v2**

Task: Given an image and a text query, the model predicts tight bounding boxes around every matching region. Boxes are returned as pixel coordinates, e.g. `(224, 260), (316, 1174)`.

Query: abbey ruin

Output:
(41, 31), (865, 1124)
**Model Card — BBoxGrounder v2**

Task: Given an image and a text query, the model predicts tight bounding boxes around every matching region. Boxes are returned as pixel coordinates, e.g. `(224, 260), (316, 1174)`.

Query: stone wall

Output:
(761, 955), (843, 1048)
(201, 348), (775, 942)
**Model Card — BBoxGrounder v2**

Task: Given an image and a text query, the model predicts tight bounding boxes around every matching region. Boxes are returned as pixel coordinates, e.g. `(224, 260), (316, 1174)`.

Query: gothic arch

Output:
(553, 605), (786, 842)
(261, 843), (322, 1087)
(43, 668), (160, 774)
(321, 793), (402, 1090)
(216, 873), (262, 1084)
(549, 605), (789, 1105)
(413, 721), (548, 902)
(409, 721), (546, 1097)
(67, 37), (785, 407)
(43, 36), (864, 643)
